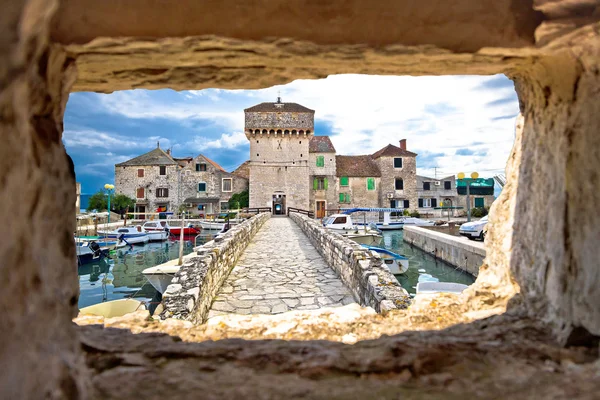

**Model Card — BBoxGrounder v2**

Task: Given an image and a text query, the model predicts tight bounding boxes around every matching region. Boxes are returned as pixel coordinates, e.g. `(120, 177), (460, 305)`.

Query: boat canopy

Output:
(341, 208), (403, 214)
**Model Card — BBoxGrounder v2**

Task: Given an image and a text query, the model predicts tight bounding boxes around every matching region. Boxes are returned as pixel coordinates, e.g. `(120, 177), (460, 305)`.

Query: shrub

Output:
(410, 211), (421, 218)
(403, 209), (410, 216)
(471, 207), (488, 218)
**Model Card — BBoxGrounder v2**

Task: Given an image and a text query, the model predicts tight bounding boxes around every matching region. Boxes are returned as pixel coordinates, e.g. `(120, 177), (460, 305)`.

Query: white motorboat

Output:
(361, 245), (409, 274)
(79, 299), (146, 318)
(401, 217), (436, 227)
(142, 264), (180, 294)
(142, 220), (200, 235)
(322, 214), (383, 245)
(416, 282), (469, 295)
(75, 237), (125, 264)
(98, 226), (150, 245)
(145, 229), (169, 242)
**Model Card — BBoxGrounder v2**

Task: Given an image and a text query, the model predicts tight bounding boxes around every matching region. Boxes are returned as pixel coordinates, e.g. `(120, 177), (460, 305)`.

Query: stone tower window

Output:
(254, 129), (260, 134)
(277, 130), (282, 134)
(256, 140), (259, 143)
(262, 129), (267, 134)
(300, 130), (304, 134)
(292, 130), (297, 134)
(395, 178), (404, 190)
(269, 129), (274, 134)
(284, 130), (289, 134)
(306, 130), (311, 134)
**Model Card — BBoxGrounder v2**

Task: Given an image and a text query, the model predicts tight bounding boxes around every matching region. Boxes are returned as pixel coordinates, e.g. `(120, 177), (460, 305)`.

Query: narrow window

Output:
(395, 178), (403, 190)
(340, 176), (349, 186)
(403, 200), (410, 209)
(222, 178), (232, 192)
(394, 158), (403, 168)
(423, 182), (431, 191)
(137, 168), (144, 177)
(339, 193), (345, 203)
(156, 188), (169, 198)
(313, 177), (328, 190)
(367, 177), (376, 191)
(198, 182), (206, 192)
(475, 197), (485, 207)
(159, 166), (166, 175)
(316, 156), (324, 167)
(431, 198), (437, 208)
(196, 163), (207, 171)
(444, 181), (451, 190)
(136, 188), (144, 199)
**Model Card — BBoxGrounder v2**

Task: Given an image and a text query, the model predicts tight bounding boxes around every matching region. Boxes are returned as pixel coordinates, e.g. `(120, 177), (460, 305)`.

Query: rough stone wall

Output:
(245, 111), (314, 130)
(249, 163), (310, 210)
(338, 177), (381, 209)
(115, 164), (179, 211)
(0, 1), (87, 398)
(290, 213), (411, 312)
(403, 226), (484, 276)
(309, 151), (338, 213)
(375, 155), (418, 211)
(161, 212), (270, 323)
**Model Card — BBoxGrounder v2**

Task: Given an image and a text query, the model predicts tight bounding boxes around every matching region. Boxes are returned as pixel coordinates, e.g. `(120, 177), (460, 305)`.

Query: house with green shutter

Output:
(309, 136), (337, 218)
(335, 155), (382, 211)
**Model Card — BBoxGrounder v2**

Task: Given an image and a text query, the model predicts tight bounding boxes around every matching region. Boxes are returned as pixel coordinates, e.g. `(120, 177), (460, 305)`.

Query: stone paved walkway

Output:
(208, 217), (356, 318)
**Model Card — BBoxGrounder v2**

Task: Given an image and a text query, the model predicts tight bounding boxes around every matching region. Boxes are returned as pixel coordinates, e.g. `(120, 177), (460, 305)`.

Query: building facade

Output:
(416, 175), (457, 217)
(245, 99), (314, 213)
(309, 136), (338, 218)
(115, 145), (248, 217)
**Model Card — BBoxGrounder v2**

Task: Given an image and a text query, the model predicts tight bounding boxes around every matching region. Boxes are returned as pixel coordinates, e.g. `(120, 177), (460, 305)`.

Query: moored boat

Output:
(79, 299), (146, 318)
(142, 264), (180, 294)
(142, 220), (200, 235)
(145, 229), (169, 242)
(98, 226), (150, 245)
(322, 213), (383, 245)
(416, 282), (469, 295)
(361, 245), (409, 274)
(75, 237), (124, 264)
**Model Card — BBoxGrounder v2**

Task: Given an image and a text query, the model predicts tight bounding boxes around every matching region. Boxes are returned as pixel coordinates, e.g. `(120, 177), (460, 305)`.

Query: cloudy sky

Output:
(64, 74), (519, 195)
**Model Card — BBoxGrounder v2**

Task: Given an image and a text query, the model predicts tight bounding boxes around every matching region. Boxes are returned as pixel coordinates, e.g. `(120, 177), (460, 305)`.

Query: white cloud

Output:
(63, 128), (148, 150)
(188, 131), (247, 151)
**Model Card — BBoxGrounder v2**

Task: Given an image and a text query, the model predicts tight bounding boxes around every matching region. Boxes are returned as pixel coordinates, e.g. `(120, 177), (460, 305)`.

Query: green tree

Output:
(86, 190), (135, 215)
(87, 191), (108, 211)
(228, 190), (249, 209)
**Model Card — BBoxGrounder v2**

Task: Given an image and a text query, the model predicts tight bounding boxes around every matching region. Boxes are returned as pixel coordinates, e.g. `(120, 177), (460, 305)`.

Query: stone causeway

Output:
(208, 217), (356, 318)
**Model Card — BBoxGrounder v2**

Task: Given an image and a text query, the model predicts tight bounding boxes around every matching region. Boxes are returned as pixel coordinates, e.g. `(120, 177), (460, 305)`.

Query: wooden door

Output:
(316, 201), (326, 219)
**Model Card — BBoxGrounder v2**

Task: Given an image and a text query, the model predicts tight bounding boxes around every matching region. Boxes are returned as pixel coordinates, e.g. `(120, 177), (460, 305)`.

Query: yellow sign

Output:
(457, 172), (465, 180)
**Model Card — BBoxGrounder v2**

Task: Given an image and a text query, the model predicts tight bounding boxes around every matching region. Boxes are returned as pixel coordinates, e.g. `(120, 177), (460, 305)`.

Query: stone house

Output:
(309, 136), (338, 218)
(371, 139), (418, 211)
(416, 175), (457, 217)
(335, 155), (381, 211)
(115, 145), (248, 217)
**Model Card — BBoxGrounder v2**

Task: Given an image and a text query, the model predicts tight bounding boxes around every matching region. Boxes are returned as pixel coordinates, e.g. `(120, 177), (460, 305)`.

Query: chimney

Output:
(166, 149), (171, 156)
(399, 139), (407, 150)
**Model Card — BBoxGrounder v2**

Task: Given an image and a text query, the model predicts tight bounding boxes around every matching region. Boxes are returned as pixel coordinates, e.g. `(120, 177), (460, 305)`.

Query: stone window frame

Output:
(340, 176), (349, 186)
(339, 192), (351, 203)
(316, 155), (325, 167)
(444, 180), (452, 190)
(313, 177), (328, 191)
(395, 178), (404, 190)
(423, 181), (431, 191)
(136, 187), (145, 199)
(196, 163), (207, 172)
(222, 178), (233, 192)
(156, 187), (169, 198)
(394, 157), (403, 168)
(366, 177), (376, 191)
(159, 165), (167, 176)
(137, 168), (144, 177)
(198, 182), (207, 192)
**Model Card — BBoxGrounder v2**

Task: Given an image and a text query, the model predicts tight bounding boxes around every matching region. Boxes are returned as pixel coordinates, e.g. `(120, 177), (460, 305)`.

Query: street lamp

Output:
(104, 184), (115, 223)
(457, 172), (479, 222)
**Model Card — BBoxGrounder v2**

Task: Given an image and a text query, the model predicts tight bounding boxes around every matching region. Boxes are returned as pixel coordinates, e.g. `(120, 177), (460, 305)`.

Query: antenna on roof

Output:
(157, 141), (160, 148)
(277, 90), (281, 103)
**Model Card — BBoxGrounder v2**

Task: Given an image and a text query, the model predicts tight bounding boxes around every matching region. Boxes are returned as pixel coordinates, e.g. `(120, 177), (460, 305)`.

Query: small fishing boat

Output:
(142, 220), (200, 235)
(142, 264), (180, 294)
(97, 226), (149, 245)
(416, 282), (469, 295)
(361, 245), (409, 274)
(401, 217), (436, 227)
(145, 229), (169, 242)
(79, 299), (146, 318)
(322, 214), (383, 245)
(75, 237), (124, 264)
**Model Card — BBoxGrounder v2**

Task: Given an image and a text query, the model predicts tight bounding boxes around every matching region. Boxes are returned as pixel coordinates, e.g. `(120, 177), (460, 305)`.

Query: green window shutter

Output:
(475, 197), (484, 207)
(345, 193), (351, 203)
(195, 163), (200, 171)
(313, 178), (318, 190)
(339, 193), (345, 203)
(316, 156), (324, 167)
(367, 177), (375, 191)
(340, 176), (349, 186)
(324, 178), (328, 190)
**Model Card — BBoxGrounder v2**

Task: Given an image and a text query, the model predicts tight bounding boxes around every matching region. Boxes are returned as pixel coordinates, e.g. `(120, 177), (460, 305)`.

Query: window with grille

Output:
(198, 182), (206, 192)
(395, 178), (403, 190)
(159, 166), (166, 175)
(367, 177), (376, 191)
(156, 188), (169, 198)
(222, 178), (232, 192)
(394, 158), (403, 168)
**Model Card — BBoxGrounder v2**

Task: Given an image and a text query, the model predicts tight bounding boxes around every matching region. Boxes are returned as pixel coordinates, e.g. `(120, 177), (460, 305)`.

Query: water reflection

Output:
(381, 230), (475, 295)
(78, 239), (195, 309)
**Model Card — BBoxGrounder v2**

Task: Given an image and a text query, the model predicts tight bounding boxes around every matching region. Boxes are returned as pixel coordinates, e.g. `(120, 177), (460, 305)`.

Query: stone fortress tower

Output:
(244, 97), (314, 213)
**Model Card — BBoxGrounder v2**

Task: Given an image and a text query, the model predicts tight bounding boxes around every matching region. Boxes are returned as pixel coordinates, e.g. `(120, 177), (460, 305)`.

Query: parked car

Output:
(459, 215), (488, 240)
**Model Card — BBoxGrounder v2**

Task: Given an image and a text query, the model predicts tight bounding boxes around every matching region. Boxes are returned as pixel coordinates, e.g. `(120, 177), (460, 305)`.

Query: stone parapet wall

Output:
(289, 213), (410, 313)
(160, 212), (271, 323)
(403, 226), (484, 276)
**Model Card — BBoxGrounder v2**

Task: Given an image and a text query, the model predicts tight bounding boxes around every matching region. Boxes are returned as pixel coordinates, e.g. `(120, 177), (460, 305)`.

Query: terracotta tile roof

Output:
(199, 154), (225, 172)
(309, 136), (336, 153)
(232, 160), (250, 180)
(371, 144), (417, 158)
(336, 155), (381, 177)
(244, 102), (314, 113)
(116, 147), (177, 167)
